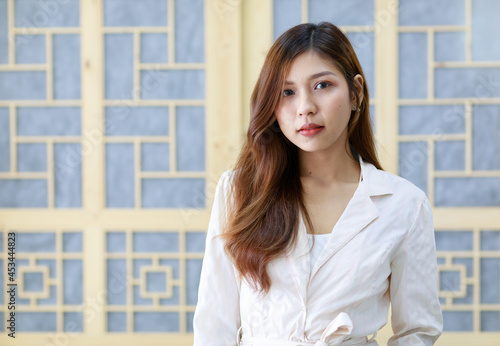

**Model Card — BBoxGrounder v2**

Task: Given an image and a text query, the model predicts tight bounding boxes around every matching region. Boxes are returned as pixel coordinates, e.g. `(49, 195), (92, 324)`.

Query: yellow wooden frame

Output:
(1, 0), (499, 345)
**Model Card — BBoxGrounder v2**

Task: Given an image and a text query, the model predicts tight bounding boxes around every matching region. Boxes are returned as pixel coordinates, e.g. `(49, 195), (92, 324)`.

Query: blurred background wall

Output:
(0, 0), (499, 345)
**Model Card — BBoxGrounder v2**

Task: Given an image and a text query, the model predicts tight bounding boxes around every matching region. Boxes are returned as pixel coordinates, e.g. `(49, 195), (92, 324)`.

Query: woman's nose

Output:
(297, 92), (317, 116)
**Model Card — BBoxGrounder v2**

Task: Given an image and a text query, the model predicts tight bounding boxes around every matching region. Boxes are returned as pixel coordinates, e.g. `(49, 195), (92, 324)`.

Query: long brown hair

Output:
(218, 22), (382, 295)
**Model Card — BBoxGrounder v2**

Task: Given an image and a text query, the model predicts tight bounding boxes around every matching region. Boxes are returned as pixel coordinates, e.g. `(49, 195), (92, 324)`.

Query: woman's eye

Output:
(283, 89), (294, 97)
(315, 82), (331, 90)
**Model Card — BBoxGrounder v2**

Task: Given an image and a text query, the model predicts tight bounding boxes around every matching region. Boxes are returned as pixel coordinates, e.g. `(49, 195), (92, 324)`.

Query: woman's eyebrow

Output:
(284, 71), (337, 85)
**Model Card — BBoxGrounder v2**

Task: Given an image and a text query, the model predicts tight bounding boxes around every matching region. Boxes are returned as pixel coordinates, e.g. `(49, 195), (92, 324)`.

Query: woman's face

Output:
(275, 50), (363, 155)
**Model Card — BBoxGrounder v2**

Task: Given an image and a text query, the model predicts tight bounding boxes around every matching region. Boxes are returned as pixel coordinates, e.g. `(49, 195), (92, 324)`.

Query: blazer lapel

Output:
(309, 156), (394, 280)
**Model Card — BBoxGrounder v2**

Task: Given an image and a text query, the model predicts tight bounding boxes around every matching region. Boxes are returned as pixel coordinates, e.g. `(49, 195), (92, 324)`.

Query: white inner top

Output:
(306, 233), (330, 269)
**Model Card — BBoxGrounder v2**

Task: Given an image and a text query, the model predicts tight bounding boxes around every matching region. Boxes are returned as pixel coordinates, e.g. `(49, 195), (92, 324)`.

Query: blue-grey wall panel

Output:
(440, 270), (460, 291)
(140, 69), (205, 99)
(0, 108), (10, 171)
(108, 312), (127, 332)
(63, 259), (83, 304)
(105, 143), (135, 208)
(435, 231), (473, 251)
(434, 140), (465, 171)
(187, 312), (194, 333)
(399, 33), (427, 99)
(435, 68), (500, 98)
(273, 0), (301, 41)
(63, 233), (82, 252)
(105, 34), (133, 100)
(134, 312), (179, 332)
(141, 33), (168, 63)
(435, 177), (500, 207)
(398, 141), (428, 195)
(472, 105), (500, 170)
(53, 34), (81, 100)
(175, 0), (204, 63)
(24, 272), (44, 291)
(15, 34), (45, 64)
(133, 232), (179, 252)
(442, 311), (473, 331)
(0, 0), (7, 64)
(105, 106), (169, 136)
(309, 0), (374, 26)
(17, 143), (47, 172)
(481, 231), (500, 251)
(481, 258), (500, 304)
(0, 179), (47, 207)
(141, 143), (170, 172)
(399, 105), (465, 135)
(104, 0), (168, 27)
(54, 143), (82, 208)
(146, 272), (166, 292)
(481, 311), (500, 332)
(64, 312), (83, 332)
(399, 0), (465, 26)
(471, 0), (500, 61)
(435, 32), (466, 62)
(186, 259), (202, 305)
(17, 232), (56, 252)
(17, 107), (81, 136)
(176, 106), (205, 171)
(14, 0), (80, 27)
(0, 260), (3, 304)
(16, 312), (57, 332)
(107, 259), (127, 305)
(185, 232), (206, 253)
(0, 71), (46, 100)
(106, 232), (126, 253)
(141, 178), (205, 208)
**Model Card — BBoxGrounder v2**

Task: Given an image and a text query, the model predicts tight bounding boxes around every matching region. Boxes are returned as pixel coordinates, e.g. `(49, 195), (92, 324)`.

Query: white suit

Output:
(193, 154), (443, 345)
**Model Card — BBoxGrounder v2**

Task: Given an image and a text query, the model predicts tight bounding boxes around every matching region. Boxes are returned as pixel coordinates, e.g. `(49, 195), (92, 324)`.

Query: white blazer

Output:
(193, 155), (443, 345)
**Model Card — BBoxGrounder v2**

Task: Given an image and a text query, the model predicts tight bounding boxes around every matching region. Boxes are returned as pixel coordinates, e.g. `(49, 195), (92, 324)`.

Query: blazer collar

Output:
(358, 154), (393, 197)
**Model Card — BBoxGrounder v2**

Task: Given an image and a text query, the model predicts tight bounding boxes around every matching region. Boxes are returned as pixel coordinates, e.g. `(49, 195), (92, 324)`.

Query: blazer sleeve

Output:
(193, 171), (241, 346)
(388, 195), (443, 345)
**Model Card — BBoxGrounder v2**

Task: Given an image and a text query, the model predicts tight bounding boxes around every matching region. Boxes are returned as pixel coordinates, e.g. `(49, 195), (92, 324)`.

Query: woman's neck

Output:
(298, 142), (360, 185)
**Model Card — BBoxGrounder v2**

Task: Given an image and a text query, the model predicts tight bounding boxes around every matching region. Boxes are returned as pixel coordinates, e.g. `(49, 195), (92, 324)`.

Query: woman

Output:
(193, 22), (443, 345)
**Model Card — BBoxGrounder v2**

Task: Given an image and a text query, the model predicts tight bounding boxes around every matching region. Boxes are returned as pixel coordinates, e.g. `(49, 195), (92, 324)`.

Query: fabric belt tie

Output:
(237, 312), (376, 346)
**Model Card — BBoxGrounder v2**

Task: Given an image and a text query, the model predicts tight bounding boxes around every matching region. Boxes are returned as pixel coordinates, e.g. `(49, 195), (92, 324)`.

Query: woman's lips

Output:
(298, 123), (324, 137)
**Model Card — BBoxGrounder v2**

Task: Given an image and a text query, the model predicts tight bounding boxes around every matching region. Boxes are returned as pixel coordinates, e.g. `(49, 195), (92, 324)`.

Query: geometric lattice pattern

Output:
(103, 0), (206, 209)
(397, 0), (500, 207)
(436, 229), (500, 332)
(1, 0), (498, 343)
(0, 0), (82, 209)
(105, 230), (206, 332)
(0, 231), (84, 332)
(397, 0), (500, 332)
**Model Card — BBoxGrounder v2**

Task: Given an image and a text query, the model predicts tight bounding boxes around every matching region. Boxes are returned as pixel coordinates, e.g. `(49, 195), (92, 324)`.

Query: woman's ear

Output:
(352, 74), (364, 107)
